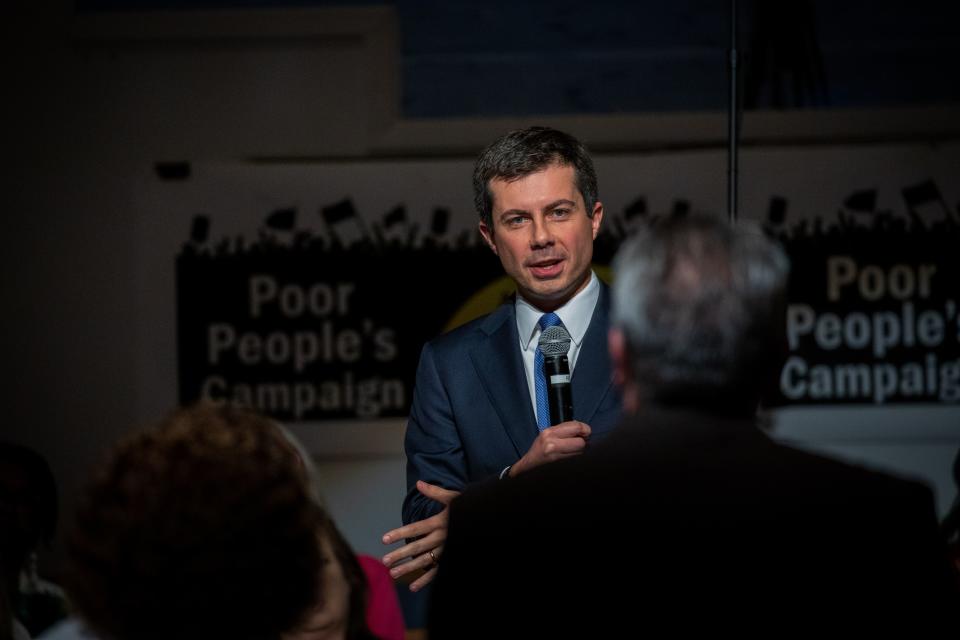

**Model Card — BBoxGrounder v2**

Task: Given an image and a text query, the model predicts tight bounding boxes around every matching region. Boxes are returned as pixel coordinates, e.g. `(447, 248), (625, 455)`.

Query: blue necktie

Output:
(535, 312), (563, 430)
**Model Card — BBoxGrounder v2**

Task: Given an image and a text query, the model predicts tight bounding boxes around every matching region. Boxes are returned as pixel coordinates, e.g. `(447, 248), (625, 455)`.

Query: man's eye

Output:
(550, 208), (570, 218)
(507, 216), (527, 226)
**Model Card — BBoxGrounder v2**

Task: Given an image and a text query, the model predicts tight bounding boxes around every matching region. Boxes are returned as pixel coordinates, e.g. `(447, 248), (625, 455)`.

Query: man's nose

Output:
(529, 217), (554, 248)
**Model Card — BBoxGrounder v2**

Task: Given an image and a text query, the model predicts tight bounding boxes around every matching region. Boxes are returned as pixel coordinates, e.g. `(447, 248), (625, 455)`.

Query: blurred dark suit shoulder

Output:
(430, 408), (959, 636)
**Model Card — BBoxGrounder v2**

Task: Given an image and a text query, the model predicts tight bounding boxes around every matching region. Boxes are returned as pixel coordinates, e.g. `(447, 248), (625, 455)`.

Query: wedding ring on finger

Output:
(428, 549), (438, 566)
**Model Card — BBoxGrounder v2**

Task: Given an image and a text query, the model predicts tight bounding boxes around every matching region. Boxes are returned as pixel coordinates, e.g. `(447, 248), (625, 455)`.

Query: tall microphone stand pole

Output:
(727, 0), (740, 224)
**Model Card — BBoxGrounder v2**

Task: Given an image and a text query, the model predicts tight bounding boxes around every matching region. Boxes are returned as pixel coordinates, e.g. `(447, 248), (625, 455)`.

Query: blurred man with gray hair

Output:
(430, 214), (958, 636)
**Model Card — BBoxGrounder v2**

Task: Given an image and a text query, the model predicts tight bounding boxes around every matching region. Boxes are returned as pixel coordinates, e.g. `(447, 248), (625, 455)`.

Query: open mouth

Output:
(528, 258), (564, 278)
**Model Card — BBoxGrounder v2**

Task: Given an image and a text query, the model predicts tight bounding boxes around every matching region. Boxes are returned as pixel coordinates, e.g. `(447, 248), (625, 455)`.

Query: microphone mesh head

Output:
(538, 325), (572, 356)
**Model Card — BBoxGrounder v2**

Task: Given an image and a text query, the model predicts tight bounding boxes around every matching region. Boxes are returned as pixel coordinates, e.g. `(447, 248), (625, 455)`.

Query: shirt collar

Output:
(516, 271), (600, 352)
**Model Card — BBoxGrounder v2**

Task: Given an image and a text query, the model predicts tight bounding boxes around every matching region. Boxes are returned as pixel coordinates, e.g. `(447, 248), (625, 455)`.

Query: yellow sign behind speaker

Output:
(443, 265), (613, 332)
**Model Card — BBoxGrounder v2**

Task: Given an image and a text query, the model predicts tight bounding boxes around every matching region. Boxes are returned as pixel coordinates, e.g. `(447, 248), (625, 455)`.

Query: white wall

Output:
(4, 2), (405, 570)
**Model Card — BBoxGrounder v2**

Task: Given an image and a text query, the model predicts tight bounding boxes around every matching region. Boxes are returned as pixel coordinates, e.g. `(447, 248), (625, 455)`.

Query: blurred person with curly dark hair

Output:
(40, 403), (326, 640)
(39, 403), (398, 640)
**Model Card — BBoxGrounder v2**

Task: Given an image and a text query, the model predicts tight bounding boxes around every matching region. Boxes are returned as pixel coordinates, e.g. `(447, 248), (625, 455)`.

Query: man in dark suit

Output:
(381, 127), (622, 590)
(429, 214), (959, 635)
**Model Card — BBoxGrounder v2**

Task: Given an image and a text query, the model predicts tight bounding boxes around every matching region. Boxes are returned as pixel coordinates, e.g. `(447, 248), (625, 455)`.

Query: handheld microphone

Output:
(538, 325), (573, 424)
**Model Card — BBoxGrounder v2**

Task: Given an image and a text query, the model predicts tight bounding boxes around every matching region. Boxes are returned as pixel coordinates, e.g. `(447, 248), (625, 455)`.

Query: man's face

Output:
(479, 163), (603, 311)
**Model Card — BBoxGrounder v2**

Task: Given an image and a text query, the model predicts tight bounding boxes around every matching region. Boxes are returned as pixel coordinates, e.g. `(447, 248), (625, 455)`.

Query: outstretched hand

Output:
(381, 480), (460, 592)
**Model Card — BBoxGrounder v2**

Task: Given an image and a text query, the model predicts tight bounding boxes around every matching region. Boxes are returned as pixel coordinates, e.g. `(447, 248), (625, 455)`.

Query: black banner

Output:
(771, 194), (960, 405)
(175, 178), (960, 420)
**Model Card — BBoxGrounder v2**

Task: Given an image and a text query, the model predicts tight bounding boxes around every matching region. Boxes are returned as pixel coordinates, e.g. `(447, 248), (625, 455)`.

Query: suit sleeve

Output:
(402, 342), (469, 525)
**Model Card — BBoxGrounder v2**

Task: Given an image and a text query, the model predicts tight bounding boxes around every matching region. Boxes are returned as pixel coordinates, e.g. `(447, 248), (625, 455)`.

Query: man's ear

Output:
(608, 327), (626, 387)
(479, 220), (498, 255)
(590, 201), (604, 240)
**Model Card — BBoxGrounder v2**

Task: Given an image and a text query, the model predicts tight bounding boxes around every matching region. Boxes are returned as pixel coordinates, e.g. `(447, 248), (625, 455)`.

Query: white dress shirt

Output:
(515, 271), (601, 421)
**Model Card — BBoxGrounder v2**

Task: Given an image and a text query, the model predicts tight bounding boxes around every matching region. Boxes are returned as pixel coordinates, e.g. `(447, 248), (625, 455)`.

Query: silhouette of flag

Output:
(902, 180), (951, 226)
(383, 205), (407, 229)
(322, 200), (356, 225)
(431, 207), (450, 235)
(671, 199), (690, 218)
(844, 189), (876, 213)
(623, 197), (647, 219)
(155, 161), (191, 181)
(321, 199), (367, 246)
(767, 196), (788, 225)
(190, 215), (209, 244)
(903, 180), (940, 207)
(265, 207), (296, 230)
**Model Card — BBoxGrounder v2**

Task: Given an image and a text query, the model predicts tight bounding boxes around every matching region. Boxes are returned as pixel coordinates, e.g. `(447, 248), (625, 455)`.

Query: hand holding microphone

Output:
(509, 323), (591, 477)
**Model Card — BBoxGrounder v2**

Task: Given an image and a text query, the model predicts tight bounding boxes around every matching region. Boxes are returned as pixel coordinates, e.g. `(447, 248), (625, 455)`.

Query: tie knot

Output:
(538, 312), (562, 331)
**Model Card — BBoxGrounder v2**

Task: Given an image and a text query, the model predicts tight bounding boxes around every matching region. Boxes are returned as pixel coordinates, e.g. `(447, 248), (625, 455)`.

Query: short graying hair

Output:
(473, 126), (599, 229)
(611, 214), (789, 413)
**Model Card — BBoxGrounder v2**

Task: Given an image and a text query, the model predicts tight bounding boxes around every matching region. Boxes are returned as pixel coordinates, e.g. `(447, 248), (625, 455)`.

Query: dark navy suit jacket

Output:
(402, 283), (622, 525)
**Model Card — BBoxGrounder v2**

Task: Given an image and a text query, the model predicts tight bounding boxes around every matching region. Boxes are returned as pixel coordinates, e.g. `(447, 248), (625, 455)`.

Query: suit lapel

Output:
(469, 304), (538, 457)
(572, 283), (615, 424)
